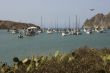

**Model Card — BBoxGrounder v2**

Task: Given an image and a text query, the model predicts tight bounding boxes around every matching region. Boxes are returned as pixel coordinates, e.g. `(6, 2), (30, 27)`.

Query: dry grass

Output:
(0, 47), (110, 73)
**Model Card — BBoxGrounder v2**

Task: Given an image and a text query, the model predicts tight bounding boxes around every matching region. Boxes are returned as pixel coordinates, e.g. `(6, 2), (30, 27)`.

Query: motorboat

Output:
(11, 29), (19, 34)
(25, 26), (37, 36)
(46, 29), (53, 34)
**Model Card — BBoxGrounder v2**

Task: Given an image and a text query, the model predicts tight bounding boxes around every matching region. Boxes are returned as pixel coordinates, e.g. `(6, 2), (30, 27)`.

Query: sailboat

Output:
(83, 27), (92, 34)
(74, 15), (81, 35)
(11, 29), (19, 34)
(86, 29), (92, 34)
(46, 20), (54, 34)
(38, 16), (43, 33)
(61, 27), (67, 36)
(94, 25), (100, 33)
(46, 29), (53, 34)
(61, 28), (69, 36)
(94, 19), (105, 33)
(100, 19), (105, 33)
(61, 18), (69, 36)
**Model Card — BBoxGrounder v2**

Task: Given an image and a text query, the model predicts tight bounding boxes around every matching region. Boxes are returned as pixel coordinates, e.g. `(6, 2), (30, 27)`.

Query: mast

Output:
(78, 17), (80, 29)
(56, 16), (58, 31)
(75, 15), (78, 30)
(54, 19), (56, 29)
(50, 19), (53, 29)
(69, 16), (70, 29)
(41, 16), (43, 28)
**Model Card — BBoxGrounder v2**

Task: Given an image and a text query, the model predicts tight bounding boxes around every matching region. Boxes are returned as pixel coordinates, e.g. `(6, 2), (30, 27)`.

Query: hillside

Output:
(0, 20), (40, 29)
(83, 12), (110, 29)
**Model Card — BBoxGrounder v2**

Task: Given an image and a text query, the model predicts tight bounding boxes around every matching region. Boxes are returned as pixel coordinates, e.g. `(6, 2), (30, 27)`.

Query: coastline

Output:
(0, 47), (110, 73)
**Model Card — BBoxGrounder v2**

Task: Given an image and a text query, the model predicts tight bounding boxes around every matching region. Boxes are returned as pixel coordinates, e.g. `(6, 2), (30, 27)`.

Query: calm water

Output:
(0, 30), (110, 63)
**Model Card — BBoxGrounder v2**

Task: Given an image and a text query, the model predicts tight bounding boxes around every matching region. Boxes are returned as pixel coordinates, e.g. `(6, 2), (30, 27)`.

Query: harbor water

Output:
(0, 29), (110, 63)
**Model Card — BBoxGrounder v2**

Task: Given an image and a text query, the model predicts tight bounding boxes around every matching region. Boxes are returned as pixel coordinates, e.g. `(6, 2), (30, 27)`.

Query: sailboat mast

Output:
(78, 17), (80, 28)
(56, 16), (58, 30)
(75, 15), (78, 30)
(41, 16), (43, 28)
(69, 16), (70, 29)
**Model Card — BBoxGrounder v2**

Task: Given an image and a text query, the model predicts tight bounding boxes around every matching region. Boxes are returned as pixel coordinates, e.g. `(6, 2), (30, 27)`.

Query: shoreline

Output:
(0, 47), (110, 73)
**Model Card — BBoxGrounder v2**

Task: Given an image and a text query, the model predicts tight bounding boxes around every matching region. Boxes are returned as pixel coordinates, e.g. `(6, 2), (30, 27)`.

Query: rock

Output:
(83, 12), (110, 29)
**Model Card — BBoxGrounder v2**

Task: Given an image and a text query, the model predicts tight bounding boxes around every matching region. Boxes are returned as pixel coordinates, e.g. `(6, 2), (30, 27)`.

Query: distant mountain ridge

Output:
(83, 12), (110, 29)
(0, 20), (40, 29)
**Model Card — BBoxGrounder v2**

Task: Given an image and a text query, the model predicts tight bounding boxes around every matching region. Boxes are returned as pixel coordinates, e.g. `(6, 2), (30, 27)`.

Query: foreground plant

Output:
(0, 47), (110, 73)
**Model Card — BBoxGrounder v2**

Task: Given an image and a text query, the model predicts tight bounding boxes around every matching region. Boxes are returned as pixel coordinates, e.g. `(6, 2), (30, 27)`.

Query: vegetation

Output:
(0, 47), (110, 73)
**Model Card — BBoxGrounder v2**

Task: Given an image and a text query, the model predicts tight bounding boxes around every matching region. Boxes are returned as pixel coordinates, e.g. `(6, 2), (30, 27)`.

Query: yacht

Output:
(46, 29), (53, 34)
(25, 26), (37, 36)
(18, 33), (24, 38)
(74, 15), (81, 35)
(11, 29), (19, 34)
(61, 31), (69, 36)
(86, 29), (92, 34)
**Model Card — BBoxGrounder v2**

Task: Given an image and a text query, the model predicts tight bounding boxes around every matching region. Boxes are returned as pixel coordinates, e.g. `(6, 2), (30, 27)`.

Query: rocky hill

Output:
(0, 20), (40, 29)
(83, 12), (110, 29)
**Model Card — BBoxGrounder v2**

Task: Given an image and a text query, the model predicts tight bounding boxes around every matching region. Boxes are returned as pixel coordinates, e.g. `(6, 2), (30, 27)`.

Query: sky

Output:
(0, 0), (110, 28)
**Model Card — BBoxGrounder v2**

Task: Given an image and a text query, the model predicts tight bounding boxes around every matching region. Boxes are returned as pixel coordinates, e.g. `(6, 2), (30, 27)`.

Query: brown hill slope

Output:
(0, 20), (40, 29)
